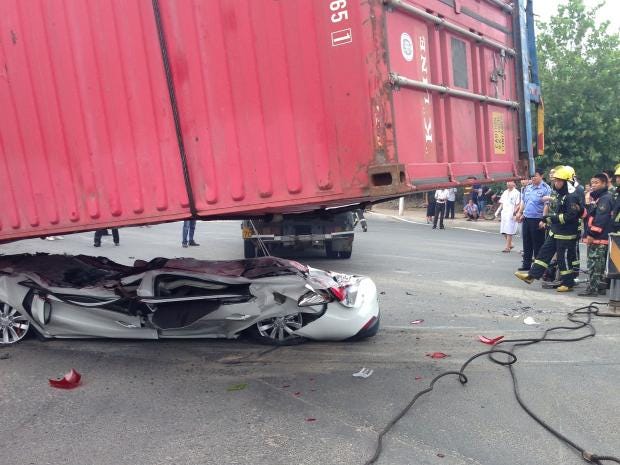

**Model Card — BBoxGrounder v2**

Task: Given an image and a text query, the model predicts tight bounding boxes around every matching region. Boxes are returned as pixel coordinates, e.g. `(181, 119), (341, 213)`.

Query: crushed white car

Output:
(0, 254), (380, 346)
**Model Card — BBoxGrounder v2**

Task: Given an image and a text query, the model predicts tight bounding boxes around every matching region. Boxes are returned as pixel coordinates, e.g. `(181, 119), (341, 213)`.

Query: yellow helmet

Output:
(553, 165), (575, 181)
(614, 163), (620, 176)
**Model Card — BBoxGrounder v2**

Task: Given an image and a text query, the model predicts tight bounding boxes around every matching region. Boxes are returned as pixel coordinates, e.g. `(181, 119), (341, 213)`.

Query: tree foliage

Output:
(535, 0), (620, 181)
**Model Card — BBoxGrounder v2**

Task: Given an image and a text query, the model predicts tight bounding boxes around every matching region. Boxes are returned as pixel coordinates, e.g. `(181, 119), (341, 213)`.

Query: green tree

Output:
(535, 0), (620, 181)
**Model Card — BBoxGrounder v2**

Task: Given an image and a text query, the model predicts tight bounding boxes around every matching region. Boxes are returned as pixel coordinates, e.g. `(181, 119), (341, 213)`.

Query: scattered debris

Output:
(305, 418), (317, 422)
(426, 352), (448, 359)
(353, 367), (374, 378)
(379, 291), (386, 295)
(410, 319), (424, 325)
(437, 453), (445, 458)
(0, 353), (10, 360)
(226, 383), (248, 392)
(415, 376), (423, 380)
(294, 391), (302, 396)
(523, 316), (540, 325)
(484, 295), (492, 298)
(281, 384), (291, 388)
(478, 335), (504, 345)
(405, 291), (415, 296)
(49, 368), (81, 389)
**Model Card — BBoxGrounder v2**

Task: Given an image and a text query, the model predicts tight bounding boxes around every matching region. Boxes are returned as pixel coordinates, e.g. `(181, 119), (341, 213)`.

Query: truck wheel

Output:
(325, 241), (339, 259)
(244, 240), (256, 259)
(340, 249), (352, 259)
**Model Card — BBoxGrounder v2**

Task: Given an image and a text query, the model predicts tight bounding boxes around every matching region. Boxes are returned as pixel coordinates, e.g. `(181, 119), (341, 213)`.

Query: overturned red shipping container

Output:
(0, 0), (537, 241)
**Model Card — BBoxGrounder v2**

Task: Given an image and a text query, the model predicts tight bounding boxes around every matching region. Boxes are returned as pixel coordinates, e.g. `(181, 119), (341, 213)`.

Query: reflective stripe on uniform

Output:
(559, 214), (565, 224)
(560, 270), (574, 276)
(571, 260), (580, 266)
(534, 259), (548, 268)
(551, 233), (578, 240)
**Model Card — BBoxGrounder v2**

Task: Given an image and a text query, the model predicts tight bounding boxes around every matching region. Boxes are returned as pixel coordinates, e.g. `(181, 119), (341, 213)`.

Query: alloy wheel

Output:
(0, 302), (30, 345)
(256, 313), (303, 343)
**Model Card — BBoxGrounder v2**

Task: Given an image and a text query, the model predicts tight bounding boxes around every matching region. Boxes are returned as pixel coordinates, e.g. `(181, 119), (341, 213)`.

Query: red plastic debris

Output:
(48, 368), (81, 389)
(410, 319), (424, 325)
(293, 391), (302, 396)
(478, 335), (505, 345)
(426, 352), (448, 359)
(305, 418), (316, 422)
(415, 376), (423, 380)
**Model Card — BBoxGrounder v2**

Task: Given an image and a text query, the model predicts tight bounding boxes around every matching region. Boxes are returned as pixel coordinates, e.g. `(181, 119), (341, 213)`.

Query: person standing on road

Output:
(515, 169), (551, 271)
(433, 188), (448, 229)
(182, 220), (200, 248)
(425, 191), (436, 224)
(495, 181), (521, 252)
(515, 166), (583, 292)
(94, 228), (119, 247)
(579, 173), (614, 296)
(446, 187), (457, 219)
(478, 186), (492, 219)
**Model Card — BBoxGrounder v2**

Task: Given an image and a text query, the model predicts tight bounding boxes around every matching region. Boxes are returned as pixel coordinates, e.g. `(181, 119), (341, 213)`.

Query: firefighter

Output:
(565, 166), (584, 279)
(578, 173), (614, 296)
(515, 166), (583, 292)
(611, 165), (620, 231)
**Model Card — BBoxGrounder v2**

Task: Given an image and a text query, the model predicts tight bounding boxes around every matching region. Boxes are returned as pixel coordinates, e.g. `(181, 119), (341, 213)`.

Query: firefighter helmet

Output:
(553, 165), (575, 181)
(614, 164), (620, 176)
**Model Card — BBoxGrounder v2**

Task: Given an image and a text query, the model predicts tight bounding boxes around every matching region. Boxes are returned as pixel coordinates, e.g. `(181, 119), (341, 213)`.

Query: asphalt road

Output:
(1, 213), (619, 465)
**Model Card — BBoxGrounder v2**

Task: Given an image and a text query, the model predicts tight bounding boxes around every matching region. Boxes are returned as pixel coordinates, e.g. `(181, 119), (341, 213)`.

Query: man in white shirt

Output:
(433, 189), (449, 229)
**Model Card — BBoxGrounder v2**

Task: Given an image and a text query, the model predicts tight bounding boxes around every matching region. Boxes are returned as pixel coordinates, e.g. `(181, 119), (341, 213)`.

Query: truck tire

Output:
(325, 241), (352, 259)
(340, 249), (352, 259)
(244, 240), (256, 258)
(325, 241), (339, 259)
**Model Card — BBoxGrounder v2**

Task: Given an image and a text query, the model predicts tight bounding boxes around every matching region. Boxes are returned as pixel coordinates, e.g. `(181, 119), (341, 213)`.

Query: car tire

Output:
(0, 301), (31, 345)
(248, 312), (308, 346)
(244, 240), (256, 259)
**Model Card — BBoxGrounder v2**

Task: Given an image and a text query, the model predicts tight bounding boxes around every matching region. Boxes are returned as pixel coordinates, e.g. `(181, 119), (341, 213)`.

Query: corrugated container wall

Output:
(0, 0), (524, 241)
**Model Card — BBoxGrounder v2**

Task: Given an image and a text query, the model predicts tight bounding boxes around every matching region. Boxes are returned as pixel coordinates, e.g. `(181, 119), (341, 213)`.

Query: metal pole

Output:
(390, 74), (520, 109)
(398, 197), (405, 216)
(384, 0), (516, 56)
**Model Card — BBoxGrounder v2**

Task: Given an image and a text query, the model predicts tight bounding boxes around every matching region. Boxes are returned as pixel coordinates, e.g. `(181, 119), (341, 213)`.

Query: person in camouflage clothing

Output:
(579, 173), (614, 296)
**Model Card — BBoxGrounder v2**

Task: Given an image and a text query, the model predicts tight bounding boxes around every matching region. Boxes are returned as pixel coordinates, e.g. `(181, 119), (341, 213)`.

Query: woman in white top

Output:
(495, 181), (521, 252)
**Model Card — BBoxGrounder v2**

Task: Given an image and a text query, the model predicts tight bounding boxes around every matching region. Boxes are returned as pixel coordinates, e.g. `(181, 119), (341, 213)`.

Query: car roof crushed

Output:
(0, 254), (309, 288)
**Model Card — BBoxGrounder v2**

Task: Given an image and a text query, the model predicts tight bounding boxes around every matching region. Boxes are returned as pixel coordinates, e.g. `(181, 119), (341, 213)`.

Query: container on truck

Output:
(0, 0), (541, 245)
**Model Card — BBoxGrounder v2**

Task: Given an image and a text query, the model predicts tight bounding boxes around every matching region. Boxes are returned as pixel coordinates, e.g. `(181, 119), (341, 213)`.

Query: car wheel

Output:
(250, 313), (307, 346)
(0, 301), (30, 345)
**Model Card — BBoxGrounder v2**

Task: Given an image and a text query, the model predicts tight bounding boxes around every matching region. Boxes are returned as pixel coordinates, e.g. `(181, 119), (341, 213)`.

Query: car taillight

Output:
(298, 290), (332, 307)
(329, 285), (358, 308)
(329, 286), (346, 301)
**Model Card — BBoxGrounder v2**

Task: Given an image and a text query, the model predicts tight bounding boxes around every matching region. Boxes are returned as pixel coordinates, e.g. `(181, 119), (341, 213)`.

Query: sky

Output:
(533, 0), (620, 33)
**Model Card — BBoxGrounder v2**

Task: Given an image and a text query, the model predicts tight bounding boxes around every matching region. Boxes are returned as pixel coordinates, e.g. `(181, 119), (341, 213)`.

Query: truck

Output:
(0, 0), (541, 246)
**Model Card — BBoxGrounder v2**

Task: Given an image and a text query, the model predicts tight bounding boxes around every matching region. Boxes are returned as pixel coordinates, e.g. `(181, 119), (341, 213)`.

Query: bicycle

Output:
(483, 201), (500, 220)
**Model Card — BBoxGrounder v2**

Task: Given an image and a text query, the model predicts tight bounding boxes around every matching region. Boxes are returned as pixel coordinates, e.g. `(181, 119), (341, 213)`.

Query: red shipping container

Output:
(0, 0), (527, 241)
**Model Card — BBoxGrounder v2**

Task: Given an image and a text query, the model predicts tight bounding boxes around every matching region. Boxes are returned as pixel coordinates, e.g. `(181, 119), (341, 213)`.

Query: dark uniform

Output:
(581, 187), (613, 295)
(528, 183), (583, 289)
